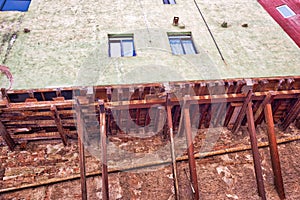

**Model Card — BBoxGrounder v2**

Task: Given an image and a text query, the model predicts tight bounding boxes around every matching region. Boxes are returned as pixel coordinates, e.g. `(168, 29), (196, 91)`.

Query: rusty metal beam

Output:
(75, 100), (87, 200)
(50, 105), (68, 146)
(264, 103), (285, 199)
(280, 97), (300, 131)
(166, 94), (180, 200)
(99, 100), (109, 200)
(246, 101), (266, 200)
(232, 90), (253, 133)
(254, 93), (275, 126)
(183, 99), (200, 200)
(0, 121), (15, 151)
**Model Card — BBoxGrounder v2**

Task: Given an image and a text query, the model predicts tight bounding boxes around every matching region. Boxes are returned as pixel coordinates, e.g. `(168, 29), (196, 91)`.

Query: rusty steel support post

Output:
(232, 90), (253, 133)
(99, 100), (109, 200)
(75, 101), (87, 200)
(183, 101), (200, 200)
(264, 103), (285, 199)
(0, 121), (15, 151)
(280, 97), (300, 131)
(50, 105), (68, 146)
(166, 94), (180, 200)
(78, 136), (87, 200)
(246, 101), (266, 200)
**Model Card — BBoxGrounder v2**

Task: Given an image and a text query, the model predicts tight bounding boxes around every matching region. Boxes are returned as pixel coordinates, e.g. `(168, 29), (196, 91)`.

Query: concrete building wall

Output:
(0, 0), (299, 89)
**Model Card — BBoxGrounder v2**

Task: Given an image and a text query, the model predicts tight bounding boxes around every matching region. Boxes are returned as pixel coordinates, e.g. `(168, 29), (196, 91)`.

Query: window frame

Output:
(163, 0), (176, 5)
(276, 5), (296, 18)
(0, 0), (32, 12)
(108, 34), (136, 58)
(168, 33), (197, 55)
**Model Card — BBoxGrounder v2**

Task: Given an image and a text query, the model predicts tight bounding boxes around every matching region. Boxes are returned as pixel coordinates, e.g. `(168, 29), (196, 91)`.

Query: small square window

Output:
(163, 0), (176, 4)
(276, 5), (296, 18)
(168, 33), (197, 55)
(108, 34), (136, 57)
(0, 0), (31, 11)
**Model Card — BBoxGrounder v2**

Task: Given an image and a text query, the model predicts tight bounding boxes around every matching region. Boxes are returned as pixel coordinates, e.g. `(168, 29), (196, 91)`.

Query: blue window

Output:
(0, 0), (31, 11)
(163, 0), (176, 4)
(108, 34), (136, 57)
(276, 5), (296, 18)
(168, 33), (197, 55)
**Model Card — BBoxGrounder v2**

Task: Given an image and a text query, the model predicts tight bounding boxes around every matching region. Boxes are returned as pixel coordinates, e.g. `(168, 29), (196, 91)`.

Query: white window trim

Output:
(167, 33), (197, 55)
(108, 34), (136, 57)
(276, 5), (296, 18)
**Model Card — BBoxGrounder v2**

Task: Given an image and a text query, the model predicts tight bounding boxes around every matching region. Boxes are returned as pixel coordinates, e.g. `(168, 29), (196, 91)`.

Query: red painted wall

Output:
(258, 0), (300, 47)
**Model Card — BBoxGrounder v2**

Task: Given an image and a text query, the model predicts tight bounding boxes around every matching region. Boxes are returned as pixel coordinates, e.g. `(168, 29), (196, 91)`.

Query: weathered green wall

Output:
(0, 0), (299, 90)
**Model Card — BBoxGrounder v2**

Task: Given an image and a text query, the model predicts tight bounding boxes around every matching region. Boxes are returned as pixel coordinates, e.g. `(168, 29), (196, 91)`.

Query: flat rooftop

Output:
(0, 0), (299, 90)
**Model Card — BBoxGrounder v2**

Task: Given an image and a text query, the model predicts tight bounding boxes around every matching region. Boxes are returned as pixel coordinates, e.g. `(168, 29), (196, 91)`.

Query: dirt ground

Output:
(1, 123), (300, 200)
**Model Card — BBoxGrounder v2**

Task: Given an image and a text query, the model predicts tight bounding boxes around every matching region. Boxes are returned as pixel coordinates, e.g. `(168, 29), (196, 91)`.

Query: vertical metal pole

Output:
(75, 101), (87, 200)
(183, 103), (200, 200)
(99, 100), (109, 200)
(264, 103), (285, 199)
(166, 95), (180, 200)
(246, 101), (266, 200)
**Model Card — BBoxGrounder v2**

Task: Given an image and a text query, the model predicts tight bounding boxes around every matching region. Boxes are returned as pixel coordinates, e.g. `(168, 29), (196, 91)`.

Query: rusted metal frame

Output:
(172, 106), (181, 133)
(4, 119), (75, 127)
(235, 80), (246, 93)
(254, 93), (275, 126)
(2, 89), (300, 112)
(232, 90), (253, 133)
(264, 103), (285, 199)
(246, 100), (266, 200)
(203, 105), (211, 128)
(155, 106), (166, 135)
(241, 100), (260, 126)
(272, 100), (282, 116)
(99, 100), (109, 200)
(75, 100), (87, 200)
(135, 108), (141, 132)
(190, 104), (199, 127)
(0, 121), (16, 151)
(197, 82), (207, 95)
(198, 104), (210, 129)
(223, 103), (234, 127)
(209, 102), (219, 127)
(50, 105), (68, 146)
(286, 78), (295, 90)
(13, 130), (77, 139)
(213, 102), (227, 127)
(1, 88), (10, 104)
(166, 94), (180, 200)
(177, 107), (185, 136)
(144, 109), (151, 132)
(106, 90), (300, 111)
(183, 97), (200, 200)
(280, 96), (300, 130)
(275, 79), (285, 91)
(226, 81), (235, 94)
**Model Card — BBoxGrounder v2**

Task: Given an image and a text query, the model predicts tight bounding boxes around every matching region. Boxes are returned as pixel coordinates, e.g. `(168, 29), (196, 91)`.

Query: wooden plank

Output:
(264, 103), (285, 199)
(280, 97), (300, 130)
(183, 101), (200, 200)
(0, 121), (16, 151)
(75, 101), (87, 200)
(50, 105), (68, 146)
(166, 95), (180, 200)
(99, 100), (109, 200)
(232, 90), (253, 133)
(246, 101), (266, 200)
